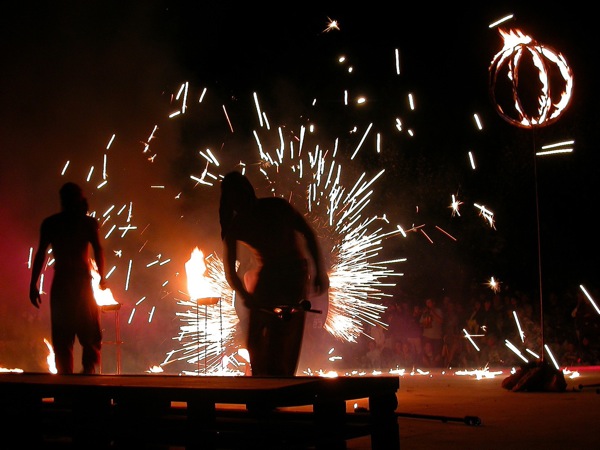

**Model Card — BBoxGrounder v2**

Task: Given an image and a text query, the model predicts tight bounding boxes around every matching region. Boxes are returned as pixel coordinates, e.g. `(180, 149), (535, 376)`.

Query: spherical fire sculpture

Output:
(489, 28), (574, 128)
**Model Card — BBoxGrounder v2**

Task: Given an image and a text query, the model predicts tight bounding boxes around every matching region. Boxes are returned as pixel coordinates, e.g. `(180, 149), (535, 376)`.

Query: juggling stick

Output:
(396, 412), (482, 426)
(577, 383), (600, 394)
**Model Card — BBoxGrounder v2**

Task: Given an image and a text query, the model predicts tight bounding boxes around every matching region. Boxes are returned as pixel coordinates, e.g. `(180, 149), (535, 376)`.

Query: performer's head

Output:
(59, 182), (87, 214)
(219, 171), (257, 239)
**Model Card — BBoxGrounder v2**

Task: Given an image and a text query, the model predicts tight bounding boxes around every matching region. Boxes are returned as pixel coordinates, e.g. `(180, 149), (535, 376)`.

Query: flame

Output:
(185, 247), (219, 301)
(0, 367), (24, 373)
(147, 365), (164, 373)
(43, 338), (57, 374)
(237, 348), (250, 363)
(489, 28), (574, 128)
(91, 260), (119, 307)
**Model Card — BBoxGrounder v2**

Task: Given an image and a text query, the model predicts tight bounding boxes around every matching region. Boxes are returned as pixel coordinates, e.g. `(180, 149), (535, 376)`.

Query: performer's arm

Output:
(29, 222), (50, 308)
(90, 219), (106, 289)
(293, 210), (329, 295)
(223, 234), (255, 308)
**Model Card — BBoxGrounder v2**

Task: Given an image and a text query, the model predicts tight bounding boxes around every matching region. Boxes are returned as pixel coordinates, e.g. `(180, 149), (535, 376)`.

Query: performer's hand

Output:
(29, 285), (42, 308)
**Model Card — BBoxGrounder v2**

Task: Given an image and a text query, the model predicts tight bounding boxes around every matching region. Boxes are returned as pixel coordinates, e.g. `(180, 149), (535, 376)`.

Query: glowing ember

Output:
(455, 366), (504, 379)
(564, 369), (580, 379)
(323, 17), (340, 33)
(449, 194), (462, 217)
(487, 276), (501, 293)
(146, 365), (164, 373)
(0, 367), (24, 373)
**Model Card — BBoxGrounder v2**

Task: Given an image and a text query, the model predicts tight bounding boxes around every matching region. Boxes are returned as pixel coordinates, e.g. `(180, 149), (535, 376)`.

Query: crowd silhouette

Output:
(354, 284), (600, 370)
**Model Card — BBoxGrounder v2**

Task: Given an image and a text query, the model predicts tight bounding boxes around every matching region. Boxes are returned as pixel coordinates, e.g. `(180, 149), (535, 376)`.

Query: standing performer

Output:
(219, 171), (329, 376)
(29, 182), (106, 374)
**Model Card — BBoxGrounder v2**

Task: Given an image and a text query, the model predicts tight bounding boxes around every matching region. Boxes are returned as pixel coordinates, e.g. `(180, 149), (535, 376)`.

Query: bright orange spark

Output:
(324, 17), (340, 32)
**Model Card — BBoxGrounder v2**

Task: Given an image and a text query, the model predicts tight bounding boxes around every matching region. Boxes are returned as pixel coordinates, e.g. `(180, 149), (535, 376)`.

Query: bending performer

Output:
(219, 171), (329, 376)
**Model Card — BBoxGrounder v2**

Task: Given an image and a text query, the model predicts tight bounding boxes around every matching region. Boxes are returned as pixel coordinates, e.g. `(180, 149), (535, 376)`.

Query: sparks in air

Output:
(536, 139), (575, 156)
(474, 203), (495, 228)
(324, 17), (340, 33)
(513, 310), (525, 342)
(580, 284), (600, 315)
(229, 126), (404, 344)
(487, 276), (501, 293)
(455, 365), (503, 379)
(450, 194), (463, 217)
(182, 80), (406, 353)
(24, 41), (570, 377)
(267, 142), (403, 342)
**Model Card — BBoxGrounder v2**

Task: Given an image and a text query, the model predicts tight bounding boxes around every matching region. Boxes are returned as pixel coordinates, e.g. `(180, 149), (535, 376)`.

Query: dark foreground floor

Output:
(346, 365), (600, 449)
(3, 365), (599, 449)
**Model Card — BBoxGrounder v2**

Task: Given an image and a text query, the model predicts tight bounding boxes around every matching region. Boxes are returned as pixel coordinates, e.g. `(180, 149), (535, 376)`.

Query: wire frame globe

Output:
(489, 28), (574, 129)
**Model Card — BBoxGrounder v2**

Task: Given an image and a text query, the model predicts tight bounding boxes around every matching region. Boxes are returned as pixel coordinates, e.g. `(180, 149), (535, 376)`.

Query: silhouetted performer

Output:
(220, 171), (329, 376)
(29, 182), (106, 374)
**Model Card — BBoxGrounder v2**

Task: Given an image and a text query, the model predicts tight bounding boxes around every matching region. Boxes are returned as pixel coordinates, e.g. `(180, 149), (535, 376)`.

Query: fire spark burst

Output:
(163, 250), (243, 376)
(192, 120), (406, 345)
(169, 78), (408, 373)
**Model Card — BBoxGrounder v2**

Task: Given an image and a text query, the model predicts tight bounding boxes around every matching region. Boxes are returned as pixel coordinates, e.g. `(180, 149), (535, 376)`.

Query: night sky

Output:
(1, 2), (597, 372)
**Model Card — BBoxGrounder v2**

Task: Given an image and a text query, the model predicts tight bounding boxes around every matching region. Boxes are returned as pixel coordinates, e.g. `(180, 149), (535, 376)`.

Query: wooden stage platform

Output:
(0, 373), (400, 449)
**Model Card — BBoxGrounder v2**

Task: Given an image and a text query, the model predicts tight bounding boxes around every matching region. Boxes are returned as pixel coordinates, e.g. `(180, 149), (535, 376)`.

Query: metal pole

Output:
(532, 128), (544, 360)
(115, 310), (121, 374)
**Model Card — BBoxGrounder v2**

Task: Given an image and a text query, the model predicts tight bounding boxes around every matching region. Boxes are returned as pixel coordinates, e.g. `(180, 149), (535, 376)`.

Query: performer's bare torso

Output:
(44, 212), (96, 276)
(233, 197), (306, 266)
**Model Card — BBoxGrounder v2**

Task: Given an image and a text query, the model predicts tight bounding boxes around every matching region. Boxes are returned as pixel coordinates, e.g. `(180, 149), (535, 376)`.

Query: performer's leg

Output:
(50, 278), (77, 374)
(246, 309), (270, 376)
(51, 316), (75, 374)
(78, 306), (102, 374)
(264, 311), (306, 376)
